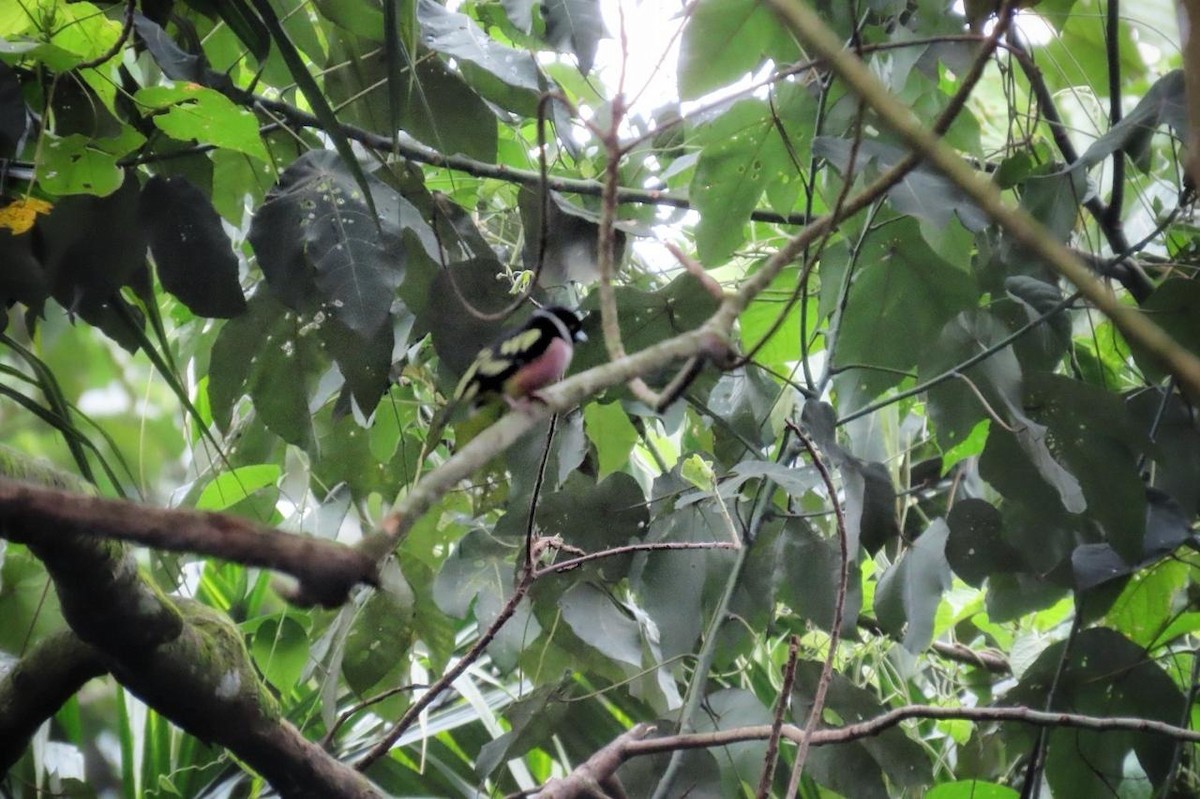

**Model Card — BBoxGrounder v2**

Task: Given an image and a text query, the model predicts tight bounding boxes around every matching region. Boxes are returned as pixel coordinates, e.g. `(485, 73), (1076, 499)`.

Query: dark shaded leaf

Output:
(946, 498), (1023, 586)
(1017, 167), (1087, 243)
(693, 689), (771, 794)
(1002, 275), (1071, 369)
(35, 177), (148, 350)
(850, 460), (901, 555)
(799, 401), (899, 556)
(417, 0), (540, 93)
(633, 481), (738, 658)
(706, 368), (778, 453)
(1005, 628), (1184, 797)
(816, 137), (988, 231)
(343, 582), (415, 694)
(738, 517), (861, 635)
(1133, 278), (1200, 382)
(559, 582), (642, 666)
(433, 529), (540, 670)
(537, 472), (650, 582)
(395, 58), (499, 161)
(422, 258), (517, 379)
(1128, 390), (1200, 517)
(542, 0), (605, 75)
(0, 226), (48, 309)
(792, 662), (933, 795)
(208, 292), (322, 444)
(249, 151), (406, 337)
(133, 13), (226, 86)
(476, 680), (571, 778)
(518, 187), (628, 286)
(319, 314), (397, 415)
(0, 61), (28, 155)
(139, 176), (246, 318)
(874, 518), (951, 652)
(1074, 70), (1186, 173)
(1023, 373), (1146, 562)
(1071, 489), (1193, 591)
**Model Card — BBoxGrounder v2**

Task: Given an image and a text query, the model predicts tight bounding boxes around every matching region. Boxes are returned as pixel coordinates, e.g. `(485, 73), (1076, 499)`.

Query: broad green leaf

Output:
(248, 614), (310, 691)
(792, 662), (933, 794)
(37, 132), (135, 196)
(537, 472), (650, 582)
(417, 0), (540, 93)
(559, 582), (641, 667)
(834, 219), (979, 404)
(927, 781), (1018, 799)
(343, 586), (415, 694)
(135, 84), (269, 162)
(677, 0), (797, 100)
(433, 529), (541, 671)
(815, 137), (988, 231)
(208, 292), (322, 444)
(739, 517), (861, 635)
(195, 464), (281, 511)
(583, 401), (637, 479)
(690, 87), (815, 264)
(634, 478), (738, 659)
(1006, 628), (1184, 797)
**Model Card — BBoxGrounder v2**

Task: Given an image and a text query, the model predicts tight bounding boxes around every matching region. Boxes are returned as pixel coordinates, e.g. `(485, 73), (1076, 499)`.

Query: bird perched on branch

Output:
(453, 305), (586, 406)
(418, 306), (587, 463)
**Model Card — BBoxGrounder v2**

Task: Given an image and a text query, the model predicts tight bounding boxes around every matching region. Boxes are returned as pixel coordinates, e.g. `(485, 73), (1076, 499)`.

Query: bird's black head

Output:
(536, 306), (587, 343)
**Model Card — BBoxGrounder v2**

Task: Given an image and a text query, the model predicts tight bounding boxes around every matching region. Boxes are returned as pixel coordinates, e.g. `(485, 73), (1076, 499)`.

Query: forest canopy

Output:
(2, 0), (1200, 797)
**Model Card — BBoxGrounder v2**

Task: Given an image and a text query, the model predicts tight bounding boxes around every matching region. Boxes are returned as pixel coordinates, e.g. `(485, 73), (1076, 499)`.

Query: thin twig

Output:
(355, 571), (534, 769)
(73, 0), (136, 72)
(785, 423), (851, 795)
(757, 635), (801, 798)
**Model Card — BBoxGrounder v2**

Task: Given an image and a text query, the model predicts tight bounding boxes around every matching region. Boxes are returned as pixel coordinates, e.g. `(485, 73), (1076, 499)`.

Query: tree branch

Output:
(0, 630), (107, 773)
(524, 704), (1200, 798)
(763, 0), (1200, 396)
(0, 479), (379, 607)
(0, 483), (380, 796)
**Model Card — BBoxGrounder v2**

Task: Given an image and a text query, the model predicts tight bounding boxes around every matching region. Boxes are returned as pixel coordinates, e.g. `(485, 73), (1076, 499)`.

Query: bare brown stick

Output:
(533, 722), (655, 799)
(785, 423), (851, 794)
(622, 704), (1200, 755)
(0, 478), (378, 607)
(533, 540), (738, 579)
(756, 635), (801, 798)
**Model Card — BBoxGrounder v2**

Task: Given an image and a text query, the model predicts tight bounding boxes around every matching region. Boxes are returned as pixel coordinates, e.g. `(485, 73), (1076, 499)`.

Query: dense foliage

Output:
(2, 0), (1200, 797)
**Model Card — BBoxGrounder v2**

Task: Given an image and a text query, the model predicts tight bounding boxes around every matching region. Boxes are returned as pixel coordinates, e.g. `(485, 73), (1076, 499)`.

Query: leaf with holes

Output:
(249, 151), (407, 337)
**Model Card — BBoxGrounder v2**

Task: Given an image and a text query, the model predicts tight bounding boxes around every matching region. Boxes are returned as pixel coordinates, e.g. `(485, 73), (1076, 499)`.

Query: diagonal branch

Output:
(763, 0), (1200, 397)
(0, 630), (108, 773)
(0, 479), (379, 607)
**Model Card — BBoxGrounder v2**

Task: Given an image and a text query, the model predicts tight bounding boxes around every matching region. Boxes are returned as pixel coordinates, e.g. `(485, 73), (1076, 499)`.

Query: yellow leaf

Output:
(0, 197), (53, 234)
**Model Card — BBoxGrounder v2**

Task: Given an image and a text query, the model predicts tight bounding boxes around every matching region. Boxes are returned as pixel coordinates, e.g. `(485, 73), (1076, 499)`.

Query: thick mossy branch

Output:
(0, 453), (381, 797)
(0, 630), (107, 773)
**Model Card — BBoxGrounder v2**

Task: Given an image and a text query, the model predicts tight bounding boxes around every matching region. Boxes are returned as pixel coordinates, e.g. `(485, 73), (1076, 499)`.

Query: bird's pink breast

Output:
(506, 337), (573, 397)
